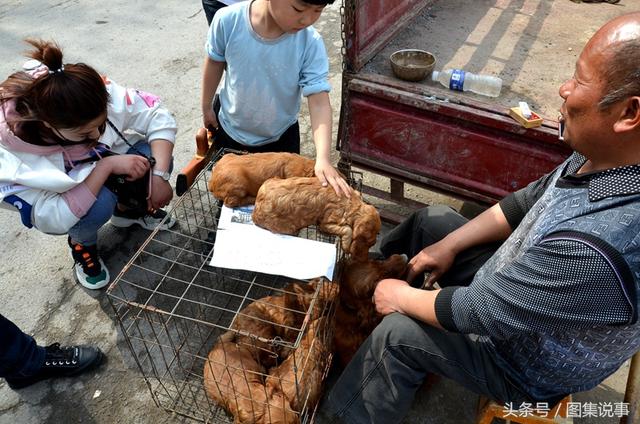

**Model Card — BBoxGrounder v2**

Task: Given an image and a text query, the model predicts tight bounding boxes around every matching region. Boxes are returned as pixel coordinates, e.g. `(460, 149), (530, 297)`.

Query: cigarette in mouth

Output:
(558, 120), (564, 141)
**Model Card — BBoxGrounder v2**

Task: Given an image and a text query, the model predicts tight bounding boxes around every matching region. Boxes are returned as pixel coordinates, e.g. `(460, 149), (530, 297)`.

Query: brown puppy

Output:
(231, 281), (317, 367)
(204, 278), (337, 423)
(333, 254), (408, 368)
(266, 317), (329, 413)
(203, 331), (299, 424)
(252, 177), (381, 261)
(208, 152), (315, 207)
(230, 278), (337, 368)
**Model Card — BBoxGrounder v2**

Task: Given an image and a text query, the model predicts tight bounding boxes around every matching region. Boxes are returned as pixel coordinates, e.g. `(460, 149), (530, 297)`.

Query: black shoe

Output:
(5, 343), (104, 390)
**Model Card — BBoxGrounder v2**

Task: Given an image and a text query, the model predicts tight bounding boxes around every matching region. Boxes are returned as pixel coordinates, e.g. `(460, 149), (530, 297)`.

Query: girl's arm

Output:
(148, 139), (174, 210)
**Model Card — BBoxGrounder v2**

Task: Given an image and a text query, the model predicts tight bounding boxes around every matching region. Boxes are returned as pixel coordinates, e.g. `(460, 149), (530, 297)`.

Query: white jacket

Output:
(0, 78), (177, 234)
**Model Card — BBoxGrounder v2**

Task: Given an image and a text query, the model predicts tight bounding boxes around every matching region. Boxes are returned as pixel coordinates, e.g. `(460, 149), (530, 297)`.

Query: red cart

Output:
(337, 0), (571, 221)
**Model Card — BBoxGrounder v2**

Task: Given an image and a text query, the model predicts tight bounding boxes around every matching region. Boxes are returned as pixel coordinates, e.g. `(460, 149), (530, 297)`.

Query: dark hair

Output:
(598, 39), (640, 110)
(0, 39), (108, 131)
(301, 0), (336, 6)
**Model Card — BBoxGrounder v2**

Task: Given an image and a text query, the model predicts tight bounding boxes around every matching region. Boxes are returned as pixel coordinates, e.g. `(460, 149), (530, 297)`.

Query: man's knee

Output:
(374, 313), (426, 348)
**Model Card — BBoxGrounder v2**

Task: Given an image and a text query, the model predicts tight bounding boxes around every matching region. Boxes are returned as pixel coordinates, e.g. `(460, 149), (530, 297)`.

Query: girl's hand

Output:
(148, 177), (173, 210)
(105, 155), (150, 180)
(314, 160), (351, 198)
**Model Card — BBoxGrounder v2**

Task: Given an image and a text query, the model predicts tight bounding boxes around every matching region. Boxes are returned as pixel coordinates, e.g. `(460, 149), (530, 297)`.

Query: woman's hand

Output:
(148, 177), (173, 210)
(406, 240), (457, 288)
(314, 159), (352, 198)
(373, 278), (411, 315)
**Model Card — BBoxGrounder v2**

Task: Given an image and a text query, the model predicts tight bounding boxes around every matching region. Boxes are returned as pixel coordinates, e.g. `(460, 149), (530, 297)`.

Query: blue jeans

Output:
(68, 186), (118, 245)
(322, 206), (529, 424)
(0, 314), (45, 380)
(324, 314), (530, 424)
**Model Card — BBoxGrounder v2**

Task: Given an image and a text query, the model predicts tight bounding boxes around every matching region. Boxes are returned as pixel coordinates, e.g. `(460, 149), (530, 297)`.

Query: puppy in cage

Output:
(203, 278), (338, 423)
(230, 280), (321, 368)
(203, 330), (298, 424)
(266, 317), (330, 413)
(252, 177), (381, 261)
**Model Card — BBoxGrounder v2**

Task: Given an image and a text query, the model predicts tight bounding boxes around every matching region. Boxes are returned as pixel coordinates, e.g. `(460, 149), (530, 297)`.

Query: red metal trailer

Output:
(337, 0), (572, 221)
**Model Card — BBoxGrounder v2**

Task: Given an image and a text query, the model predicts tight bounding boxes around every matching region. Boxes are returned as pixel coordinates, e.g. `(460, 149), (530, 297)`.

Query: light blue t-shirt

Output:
(206, 1), (331, 146)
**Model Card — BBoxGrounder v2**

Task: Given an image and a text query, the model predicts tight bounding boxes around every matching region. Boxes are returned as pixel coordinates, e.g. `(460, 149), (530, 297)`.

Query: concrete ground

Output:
(0, 1), (635, 423)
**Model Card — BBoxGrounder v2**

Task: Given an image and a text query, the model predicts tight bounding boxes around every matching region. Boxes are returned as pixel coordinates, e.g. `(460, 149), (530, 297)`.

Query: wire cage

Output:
(107, 152), (359, 423)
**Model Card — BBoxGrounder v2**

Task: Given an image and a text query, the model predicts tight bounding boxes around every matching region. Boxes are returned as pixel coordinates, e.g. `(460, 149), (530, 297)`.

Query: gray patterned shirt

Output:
(434, 153), (640, 400)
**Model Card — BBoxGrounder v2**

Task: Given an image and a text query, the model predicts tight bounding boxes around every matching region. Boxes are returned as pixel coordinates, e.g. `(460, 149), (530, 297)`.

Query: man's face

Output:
(268, 0), (325, 34)
(557, 44), (615, 155)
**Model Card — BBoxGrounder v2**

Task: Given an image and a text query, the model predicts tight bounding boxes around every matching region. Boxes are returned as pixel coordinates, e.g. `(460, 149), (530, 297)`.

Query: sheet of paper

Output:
(210, 205), (337, 280)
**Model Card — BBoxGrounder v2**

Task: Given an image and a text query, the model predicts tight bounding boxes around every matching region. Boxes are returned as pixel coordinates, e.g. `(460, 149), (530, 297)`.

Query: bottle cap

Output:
(431, 70), (439, 81)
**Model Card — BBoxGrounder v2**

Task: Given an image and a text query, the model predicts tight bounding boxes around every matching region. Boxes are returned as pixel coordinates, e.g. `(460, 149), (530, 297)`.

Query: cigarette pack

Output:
(509, 106), (544, 129)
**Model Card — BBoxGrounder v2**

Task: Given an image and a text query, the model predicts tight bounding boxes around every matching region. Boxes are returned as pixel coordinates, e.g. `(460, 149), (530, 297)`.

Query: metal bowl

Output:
(390, 49), (436, 82)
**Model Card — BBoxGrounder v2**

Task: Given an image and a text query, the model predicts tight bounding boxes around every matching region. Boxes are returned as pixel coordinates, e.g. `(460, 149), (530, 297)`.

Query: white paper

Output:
(210, 205), (337, 280)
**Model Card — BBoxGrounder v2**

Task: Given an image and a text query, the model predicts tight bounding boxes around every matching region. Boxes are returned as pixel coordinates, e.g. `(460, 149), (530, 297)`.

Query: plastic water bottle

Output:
(432, 69), (502, 97)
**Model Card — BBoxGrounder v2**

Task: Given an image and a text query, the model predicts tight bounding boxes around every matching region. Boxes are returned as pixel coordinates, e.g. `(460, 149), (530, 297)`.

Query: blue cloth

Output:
(481, 165), (640, 400)
(205, 1), (331, 146)
(0, 314), (45, 379)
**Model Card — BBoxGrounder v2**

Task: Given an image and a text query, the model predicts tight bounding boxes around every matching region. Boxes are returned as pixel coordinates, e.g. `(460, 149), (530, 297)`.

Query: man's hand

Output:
(373, 278), (411, 315)
(406, 240), (457, 288)
(314, 159), (352, 198)
(373, 278), (444, 328)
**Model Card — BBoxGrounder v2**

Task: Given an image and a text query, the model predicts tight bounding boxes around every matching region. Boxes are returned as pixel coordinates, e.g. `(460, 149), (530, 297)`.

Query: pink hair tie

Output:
(23, 59), (49, 79)
(22, 59), (63, 78)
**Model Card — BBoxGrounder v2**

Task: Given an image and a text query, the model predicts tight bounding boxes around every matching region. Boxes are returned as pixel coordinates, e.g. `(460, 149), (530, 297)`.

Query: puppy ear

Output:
(351, 206), (381, 251)
(350, 222), (377, 260)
